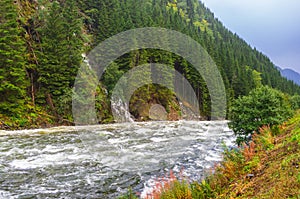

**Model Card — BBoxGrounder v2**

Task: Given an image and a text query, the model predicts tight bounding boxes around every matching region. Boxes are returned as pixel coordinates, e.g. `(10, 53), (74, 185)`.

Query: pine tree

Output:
(37, 0), (83, 117)
(0, 0), (28, 116)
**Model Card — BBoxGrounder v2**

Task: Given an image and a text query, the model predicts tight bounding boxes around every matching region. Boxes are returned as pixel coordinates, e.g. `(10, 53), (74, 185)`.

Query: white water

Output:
(111, 97), (135, 123)
(0, 121), (235, 198)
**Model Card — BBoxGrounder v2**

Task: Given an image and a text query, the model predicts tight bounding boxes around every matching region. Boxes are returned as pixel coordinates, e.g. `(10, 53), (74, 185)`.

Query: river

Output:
(0, 121), (235, 198)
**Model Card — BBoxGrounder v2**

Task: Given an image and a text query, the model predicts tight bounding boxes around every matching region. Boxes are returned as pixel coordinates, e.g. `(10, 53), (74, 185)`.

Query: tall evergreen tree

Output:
(0, 0), (28, 115)
(37, 0), (83, 117)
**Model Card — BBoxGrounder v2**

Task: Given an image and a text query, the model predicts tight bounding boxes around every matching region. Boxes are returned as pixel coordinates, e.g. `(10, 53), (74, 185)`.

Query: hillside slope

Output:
(214, 113), (300, 198)
(280, 68), (300, 86)
(1, 0), (300, 128)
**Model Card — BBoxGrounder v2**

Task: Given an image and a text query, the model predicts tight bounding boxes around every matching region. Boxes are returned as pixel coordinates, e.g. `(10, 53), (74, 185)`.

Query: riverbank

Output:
(208, 112), (300, 198)
(121, 111), (300, 198)
(0, 111), (73, 130)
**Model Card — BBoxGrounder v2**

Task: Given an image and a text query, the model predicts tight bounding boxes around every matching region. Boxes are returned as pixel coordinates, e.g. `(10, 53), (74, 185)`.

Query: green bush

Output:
(229, 86), (292, 145)
(290, 94), (300, 110)
(190, 180), (215, 199)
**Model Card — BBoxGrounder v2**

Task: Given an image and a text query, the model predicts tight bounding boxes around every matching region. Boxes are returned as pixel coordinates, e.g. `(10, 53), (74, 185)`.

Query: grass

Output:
(120, 111), (300, 199)
(144, 171), (192, 199)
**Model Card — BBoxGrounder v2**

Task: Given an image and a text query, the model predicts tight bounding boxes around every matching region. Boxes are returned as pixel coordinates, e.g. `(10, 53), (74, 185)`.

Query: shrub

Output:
(290, 94), (300, 110)
(229, 86), (292, 145)
(145, 171), (192, 199)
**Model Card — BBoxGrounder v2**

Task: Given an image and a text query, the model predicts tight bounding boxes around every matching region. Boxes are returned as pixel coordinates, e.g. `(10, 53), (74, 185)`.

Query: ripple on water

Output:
(0, 121), (235, 198)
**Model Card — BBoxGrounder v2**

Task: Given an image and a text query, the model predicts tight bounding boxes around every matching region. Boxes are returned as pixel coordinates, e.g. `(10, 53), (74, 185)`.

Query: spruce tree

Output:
(0, 0), (28, 116)
(37, 0), (83, 117)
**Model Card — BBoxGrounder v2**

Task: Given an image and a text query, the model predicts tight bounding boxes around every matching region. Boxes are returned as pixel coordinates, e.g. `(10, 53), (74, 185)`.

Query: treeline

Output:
(1, 0), (300, 128)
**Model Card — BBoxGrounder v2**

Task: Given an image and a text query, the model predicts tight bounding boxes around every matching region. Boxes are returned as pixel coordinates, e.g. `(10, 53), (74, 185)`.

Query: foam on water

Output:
(0, 121), (235, 198)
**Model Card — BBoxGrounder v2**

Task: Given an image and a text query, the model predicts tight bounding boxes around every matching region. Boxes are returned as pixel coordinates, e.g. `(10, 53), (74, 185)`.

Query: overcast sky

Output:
(200, 0), (300, 73)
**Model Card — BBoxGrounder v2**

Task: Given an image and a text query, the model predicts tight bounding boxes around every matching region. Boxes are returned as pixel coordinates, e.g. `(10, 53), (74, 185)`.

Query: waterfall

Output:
(111, 96), (134, 123)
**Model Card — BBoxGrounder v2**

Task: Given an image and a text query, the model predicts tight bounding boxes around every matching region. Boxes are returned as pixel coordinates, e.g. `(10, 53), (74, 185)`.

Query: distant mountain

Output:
(277, 66), (300, 86)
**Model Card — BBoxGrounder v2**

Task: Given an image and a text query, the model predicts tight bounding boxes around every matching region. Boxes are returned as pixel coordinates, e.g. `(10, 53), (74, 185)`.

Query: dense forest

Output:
(1, 0), (300, 128)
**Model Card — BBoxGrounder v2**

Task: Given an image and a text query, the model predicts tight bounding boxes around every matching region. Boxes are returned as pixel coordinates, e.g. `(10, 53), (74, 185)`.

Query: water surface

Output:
(0, 121), (235, 198)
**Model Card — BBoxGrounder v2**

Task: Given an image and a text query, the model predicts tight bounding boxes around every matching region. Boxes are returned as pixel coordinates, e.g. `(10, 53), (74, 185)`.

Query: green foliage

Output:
(95, 84), (114, 123)
(55, 88), (73, 120)
(252, 69), (262, 88)
(102, 62), (125, 96)
(36, 0), (84, 119)
(190, 180), (215, 199)
(0, 0), (28, 116)
(229, 86), (293, 145)
(117, 188), (139, 199)
(159, 180), (192, 199)
(2, 0), (300, 127)
(223, 147), (245, 164)
(243, 155), (260, 172)
(290, 94), (300, 110)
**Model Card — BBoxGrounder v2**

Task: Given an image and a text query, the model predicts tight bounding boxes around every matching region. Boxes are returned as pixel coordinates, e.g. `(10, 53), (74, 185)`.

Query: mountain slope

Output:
(278, 67), (300, 86)
(1, 0), (300, 128)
